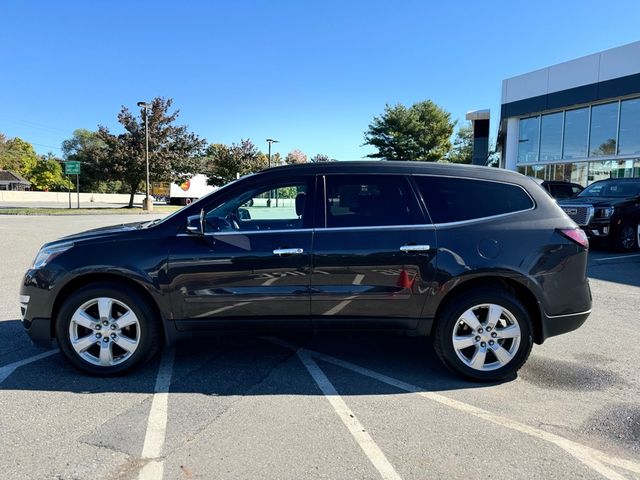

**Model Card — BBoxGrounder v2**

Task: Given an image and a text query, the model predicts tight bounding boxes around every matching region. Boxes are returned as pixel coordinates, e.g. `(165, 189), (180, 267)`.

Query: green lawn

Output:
(0, 206), (182, 215)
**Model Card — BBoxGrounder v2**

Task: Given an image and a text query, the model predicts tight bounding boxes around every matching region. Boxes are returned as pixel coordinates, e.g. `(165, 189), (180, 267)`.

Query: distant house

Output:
(0, 170), (31, 191)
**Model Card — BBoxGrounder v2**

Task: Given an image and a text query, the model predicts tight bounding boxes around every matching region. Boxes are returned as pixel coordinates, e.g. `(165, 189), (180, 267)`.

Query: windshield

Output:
(141, 176), (248, 228)
(578, 180), (640, 198)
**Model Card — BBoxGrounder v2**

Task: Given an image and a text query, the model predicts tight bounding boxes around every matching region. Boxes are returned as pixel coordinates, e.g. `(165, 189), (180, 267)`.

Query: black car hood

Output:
(558, 196), (631, 207)
(46, 221), (150, 246)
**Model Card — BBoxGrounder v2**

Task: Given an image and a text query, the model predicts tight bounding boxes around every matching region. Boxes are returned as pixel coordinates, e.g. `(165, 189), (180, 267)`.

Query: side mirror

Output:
(186, 212), (204, 235)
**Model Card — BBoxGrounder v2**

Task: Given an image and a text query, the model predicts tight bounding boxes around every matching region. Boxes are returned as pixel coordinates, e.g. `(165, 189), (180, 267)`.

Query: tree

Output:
(61, 129), (110, 192)
(310, 153), (332, 163)
(29, 153), (73, 191)
(97, 97), (207, 207)
(363, 100), (455, 161)
(204, 139), (268, 186)
(0, 136), (39, 178)
(284, 149), (308, 164)
(447, 122), (473, 164)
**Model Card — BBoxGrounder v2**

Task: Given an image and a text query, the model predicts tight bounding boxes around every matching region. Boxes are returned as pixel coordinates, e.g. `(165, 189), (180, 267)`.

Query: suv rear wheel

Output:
(56, 283), (161, 375)
(433, 288), (533, 381)
(613, 222), (638, 252)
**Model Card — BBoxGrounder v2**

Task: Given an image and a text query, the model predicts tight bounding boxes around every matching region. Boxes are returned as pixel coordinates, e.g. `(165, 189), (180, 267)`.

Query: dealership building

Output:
(497, 41), (640, 185)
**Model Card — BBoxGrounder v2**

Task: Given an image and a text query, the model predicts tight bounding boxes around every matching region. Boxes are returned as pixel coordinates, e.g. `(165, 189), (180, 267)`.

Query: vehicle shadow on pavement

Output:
(0, 321), (502, 395)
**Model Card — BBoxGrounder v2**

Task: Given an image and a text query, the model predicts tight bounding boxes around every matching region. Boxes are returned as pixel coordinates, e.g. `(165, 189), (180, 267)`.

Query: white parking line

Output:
(322, 274), (364, 316)
(0, 349), (59, 385)
(595, 253), (640, 261)
(269, 338), (639, 480)
(139, 348), (175, 480)
(297, 350), (403, 480)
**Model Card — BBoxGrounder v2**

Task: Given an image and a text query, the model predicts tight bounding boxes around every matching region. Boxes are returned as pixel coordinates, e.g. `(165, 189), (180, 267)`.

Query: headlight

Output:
(31, 243), (73, 269)
(595, 207), (615, 219)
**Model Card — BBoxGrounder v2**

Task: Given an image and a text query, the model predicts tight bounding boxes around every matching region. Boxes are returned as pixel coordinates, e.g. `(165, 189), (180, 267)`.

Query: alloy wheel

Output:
(68, 297), (141, 367)
(451, 303), (521, 372)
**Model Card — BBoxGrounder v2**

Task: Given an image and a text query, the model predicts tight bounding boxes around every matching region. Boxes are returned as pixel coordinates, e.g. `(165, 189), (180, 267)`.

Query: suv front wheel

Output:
(433, 288), (533, 381)
(56, 283), (161, 375)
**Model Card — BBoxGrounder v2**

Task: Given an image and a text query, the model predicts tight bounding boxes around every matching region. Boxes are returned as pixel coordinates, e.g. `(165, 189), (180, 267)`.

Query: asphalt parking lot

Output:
(1, 215), (639, 480)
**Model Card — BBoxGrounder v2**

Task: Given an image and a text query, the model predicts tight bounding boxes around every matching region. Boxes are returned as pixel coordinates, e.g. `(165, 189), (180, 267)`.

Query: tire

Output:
(433, 288), (533, 382)
(56, 283), (162, 376)
(612, 222), (638, 252)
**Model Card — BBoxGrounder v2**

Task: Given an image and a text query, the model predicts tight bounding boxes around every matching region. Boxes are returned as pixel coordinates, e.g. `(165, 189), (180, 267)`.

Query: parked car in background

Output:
(558, 177), (640, 251)
(531, 178), (583, 199)
(20, 162), (592, 381)
(539, 180), (584, 199)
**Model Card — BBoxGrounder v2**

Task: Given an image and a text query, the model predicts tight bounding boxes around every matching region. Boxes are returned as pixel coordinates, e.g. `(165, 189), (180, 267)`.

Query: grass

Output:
(0, 205), (182, 215)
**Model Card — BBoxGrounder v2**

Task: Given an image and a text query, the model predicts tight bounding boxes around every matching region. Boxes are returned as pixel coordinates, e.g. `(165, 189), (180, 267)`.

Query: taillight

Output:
(558, 228), (589, 249)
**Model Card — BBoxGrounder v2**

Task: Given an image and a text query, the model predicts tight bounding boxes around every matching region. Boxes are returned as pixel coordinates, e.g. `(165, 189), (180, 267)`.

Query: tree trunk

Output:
(128, 188), (135, 208)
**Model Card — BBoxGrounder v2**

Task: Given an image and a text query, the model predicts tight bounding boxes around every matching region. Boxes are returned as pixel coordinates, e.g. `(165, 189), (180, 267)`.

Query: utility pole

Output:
(137, 101), (153, 211)
(266, 138), (279, 207)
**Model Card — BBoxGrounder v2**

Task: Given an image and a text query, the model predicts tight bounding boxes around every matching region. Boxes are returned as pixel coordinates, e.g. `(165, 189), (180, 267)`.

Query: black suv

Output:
(539, 180), (584, 199)
(558, 177), (640, 251)
(20, 162), (592, 381)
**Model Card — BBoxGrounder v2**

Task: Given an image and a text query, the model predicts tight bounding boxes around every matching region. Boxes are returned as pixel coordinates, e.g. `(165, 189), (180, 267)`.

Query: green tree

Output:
(310, 153), (332, 162)
(204, 139), (268, 186)
(285, 149), (308, 164)
(61, 129), (110, 192)
(97, 97), (207, 207)
(446, 122), (474, 164)
(0, 136), (39, 178)
(29, 154), (73, 191)
(363, 100), (455, 161)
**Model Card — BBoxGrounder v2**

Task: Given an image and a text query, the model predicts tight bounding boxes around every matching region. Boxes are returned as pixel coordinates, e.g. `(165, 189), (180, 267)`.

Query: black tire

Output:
(56, 283), (162, 376)
(612, 222), (638, 252)
(433, 288), (533, 382)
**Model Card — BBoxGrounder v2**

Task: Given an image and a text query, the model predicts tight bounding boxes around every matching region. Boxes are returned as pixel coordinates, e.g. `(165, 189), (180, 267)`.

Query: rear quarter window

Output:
(414, 176), (534, 224)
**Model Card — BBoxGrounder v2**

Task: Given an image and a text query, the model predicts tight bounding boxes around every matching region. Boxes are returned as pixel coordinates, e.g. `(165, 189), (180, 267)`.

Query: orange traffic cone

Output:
(396, 269), (415, 289)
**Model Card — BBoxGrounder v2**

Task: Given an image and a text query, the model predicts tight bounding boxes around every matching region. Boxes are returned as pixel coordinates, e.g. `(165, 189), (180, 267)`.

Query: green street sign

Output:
(65, 161), (80, 175)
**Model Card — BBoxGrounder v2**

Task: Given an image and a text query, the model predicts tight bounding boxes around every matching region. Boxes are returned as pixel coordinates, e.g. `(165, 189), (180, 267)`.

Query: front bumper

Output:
(22, 317), (54, 347)
(20, 268), (58, 347)
(584, 220), (612, 238)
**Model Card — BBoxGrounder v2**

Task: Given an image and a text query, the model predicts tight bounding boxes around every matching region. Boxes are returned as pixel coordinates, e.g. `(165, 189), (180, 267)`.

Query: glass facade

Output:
(518, 116), (539, 163)
(516, 96), (640, 185)
(589, 102), (618, 156)
(539, 112), (563, 161)
(618, 98), (640, 155)
(562, 108), (589, 159)
(518, 159), (640, 185)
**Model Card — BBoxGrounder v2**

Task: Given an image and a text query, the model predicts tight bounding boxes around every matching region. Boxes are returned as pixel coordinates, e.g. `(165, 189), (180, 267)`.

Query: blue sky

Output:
(2, 0), (640, 160)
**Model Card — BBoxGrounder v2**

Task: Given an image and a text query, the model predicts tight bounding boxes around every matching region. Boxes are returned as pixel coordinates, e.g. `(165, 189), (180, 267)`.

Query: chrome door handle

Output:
(273, 248), (304, 256)
(399, 244), (431, 252)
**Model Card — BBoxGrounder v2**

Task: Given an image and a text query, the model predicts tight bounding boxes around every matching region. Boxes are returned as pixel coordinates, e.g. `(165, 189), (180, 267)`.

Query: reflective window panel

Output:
(539, 112), (563, 161)
(518, 116), (539, 163)
(562, 108), (589, 159)
(571, 162), (588, 186)
(589, 102), (619, 157)
(618, 98), (640, 155)
(588, 161), (613, 183)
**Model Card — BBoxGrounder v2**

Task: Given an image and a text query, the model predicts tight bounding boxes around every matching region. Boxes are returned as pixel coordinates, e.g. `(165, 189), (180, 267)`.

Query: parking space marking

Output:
(298, 349), (403, 480)
(0, 349), (59, 385)
(321, 275), (364, 316)
(269, 338), (639, 480)
(139, 348), (175, 480)
(595, 253), (640, 262)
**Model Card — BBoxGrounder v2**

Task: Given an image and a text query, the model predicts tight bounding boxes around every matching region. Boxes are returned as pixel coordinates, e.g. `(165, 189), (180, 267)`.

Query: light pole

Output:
(137, 101), (153, 212)
(266, 138), (278, 206)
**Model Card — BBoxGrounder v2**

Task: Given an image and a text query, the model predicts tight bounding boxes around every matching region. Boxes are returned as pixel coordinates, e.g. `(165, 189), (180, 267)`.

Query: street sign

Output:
(65, 161), (80, 175)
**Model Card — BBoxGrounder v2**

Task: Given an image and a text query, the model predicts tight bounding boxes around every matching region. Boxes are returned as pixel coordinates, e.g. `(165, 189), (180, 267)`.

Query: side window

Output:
(205, 181), (309, 232)
(551, 184), (574, 199)
(324, 175), (421, 228)
(414, 176), (534, 224)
